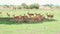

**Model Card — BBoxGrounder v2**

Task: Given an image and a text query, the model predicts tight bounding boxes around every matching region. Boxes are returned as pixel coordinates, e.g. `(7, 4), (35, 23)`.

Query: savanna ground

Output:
(0, 9), (60, 34)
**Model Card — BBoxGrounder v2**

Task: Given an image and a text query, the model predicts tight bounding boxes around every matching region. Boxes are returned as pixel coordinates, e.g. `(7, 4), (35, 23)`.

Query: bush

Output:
(29, 3), (39, 9)
(21, 3), (28, 9)
(21, 5), (30, 9)
(33, 3), (39, 9)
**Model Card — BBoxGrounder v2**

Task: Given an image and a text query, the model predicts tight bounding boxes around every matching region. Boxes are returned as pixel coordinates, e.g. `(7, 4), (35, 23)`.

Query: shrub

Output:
(29, 3), (39, 9)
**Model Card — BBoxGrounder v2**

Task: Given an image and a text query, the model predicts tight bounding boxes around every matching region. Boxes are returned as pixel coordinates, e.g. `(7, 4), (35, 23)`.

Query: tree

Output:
(25, 6), (29, 9)
(44, 4), (53, 9)
(3, 5), (9, 8)
(48, 4), (53, 9)
(29, 4), (34, 9)
(21, 3), (27, 6)
(33, 3), (39, 9)
(29, 3), (39, 9)
(21, 3), (27, 9)
(18, 6), (22, 9)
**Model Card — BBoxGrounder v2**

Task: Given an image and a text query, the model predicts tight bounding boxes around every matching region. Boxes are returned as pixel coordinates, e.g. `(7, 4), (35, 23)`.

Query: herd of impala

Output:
(0, 12), (54, 23)
(13, 12), (54, 23)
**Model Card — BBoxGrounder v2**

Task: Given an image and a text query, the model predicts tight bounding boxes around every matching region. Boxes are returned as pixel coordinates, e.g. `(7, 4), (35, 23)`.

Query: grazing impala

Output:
(46, 13), (54, 19)
(31, 16), (39, 22)
(30, 14), (45, 22)
(36, 14), (45, 21)
(13, 14), (28, 23)
(35, 13), (42, 17)
(21, 14), (28, 22)
(27, 12), (34, 18)
(13, 15), (23, 23)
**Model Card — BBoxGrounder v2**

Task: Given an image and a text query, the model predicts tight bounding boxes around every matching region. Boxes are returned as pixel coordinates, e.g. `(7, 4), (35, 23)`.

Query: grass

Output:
(0, 9), (60, 34)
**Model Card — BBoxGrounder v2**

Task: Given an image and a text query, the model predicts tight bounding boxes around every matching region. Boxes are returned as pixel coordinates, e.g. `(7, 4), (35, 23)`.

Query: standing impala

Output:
(46, 13), (54, 19)
(27, 12), (34, 18)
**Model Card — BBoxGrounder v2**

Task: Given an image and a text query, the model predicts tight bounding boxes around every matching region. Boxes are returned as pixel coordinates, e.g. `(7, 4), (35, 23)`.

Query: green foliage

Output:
(21, 3), (28, 9)
(23, 5), (29, 9)
(21, 3), (27, 6)
(21, 3), (39, 9)
(29, 4), (34, 9)
(34, 3), (39, 9)
(44, 4), (54, 9)
(29, 3), (39, 9)
(3, 5), (10, 8)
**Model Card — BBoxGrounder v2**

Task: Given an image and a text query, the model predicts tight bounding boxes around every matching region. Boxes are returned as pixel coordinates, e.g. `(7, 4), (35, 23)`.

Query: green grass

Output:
(0, 9), (60, 34)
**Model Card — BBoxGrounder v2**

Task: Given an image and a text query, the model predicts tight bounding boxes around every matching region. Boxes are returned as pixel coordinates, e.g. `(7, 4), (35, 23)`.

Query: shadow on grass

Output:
(43, 19), (58, 22)
(0, 19), (58, 25)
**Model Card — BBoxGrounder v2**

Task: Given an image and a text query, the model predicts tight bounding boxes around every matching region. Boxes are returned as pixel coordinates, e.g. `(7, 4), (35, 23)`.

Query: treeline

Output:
(1, 3), (40, 9)
(0, 3), (60, 9)
(21, 3), (39, 9)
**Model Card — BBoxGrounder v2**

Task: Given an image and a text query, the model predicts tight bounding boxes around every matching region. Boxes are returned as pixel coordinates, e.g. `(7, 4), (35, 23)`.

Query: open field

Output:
(0, 9), (60, 34)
